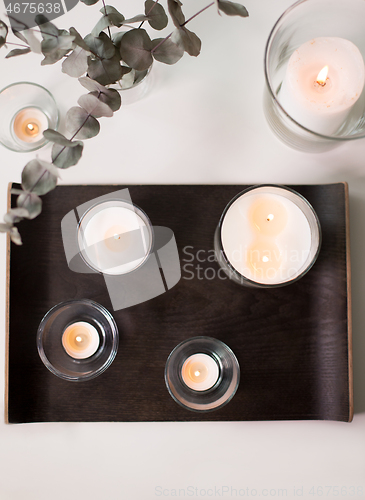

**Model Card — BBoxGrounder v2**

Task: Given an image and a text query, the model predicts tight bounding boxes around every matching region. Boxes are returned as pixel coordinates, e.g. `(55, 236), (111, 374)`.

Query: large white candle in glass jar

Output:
(217, 186), (321, 286)
(78, 201), (153, 275)
(280, 37), (365, 135)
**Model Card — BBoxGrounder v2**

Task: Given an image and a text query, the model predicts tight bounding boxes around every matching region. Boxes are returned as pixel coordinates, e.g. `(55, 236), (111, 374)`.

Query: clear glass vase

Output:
(264, 0), (365, 152)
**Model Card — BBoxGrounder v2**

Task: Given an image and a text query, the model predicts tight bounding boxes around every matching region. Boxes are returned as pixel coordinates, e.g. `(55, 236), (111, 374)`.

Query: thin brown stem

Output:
(101, 0), (112, 39)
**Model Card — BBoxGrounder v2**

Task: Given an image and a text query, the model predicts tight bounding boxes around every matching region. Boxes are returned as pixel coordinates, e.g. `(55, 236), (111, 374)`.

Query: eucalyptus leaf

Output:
(145, 0), (168, 30)
(9, 227), (22, 245)
(66, 107), (100, 139)
(80, 0), (100, 5)
(12, 27), (27, 44)
(119, 67), (136, 89)
(62, 46), (89, 77)
(37, 17), (75, 65)
(171, 27), (201, 56)
(112, 31), (126, 49)
(152, 38), (184, 64)
(4, 207), (30, 224)
(43, 129), (75, 146)
(21, 159), (59, 196)
(94, 5), (125, 34)
(16, 192), (42, 219)
(120, 29), (153, 71)
(69, 27), (91, 52)
(217, 0), (249, 17)
(167, 0), (185, 27)
(85, 32), (115, 59)
(6, 48), (31, 58)
(52, 142), (84, 169)
(0, 20), (8, 48)
(0, 223), (12, 233)
(87, 53), (122, 85)
(122, 15), (148, 24)
(78, 93), (113, 118)
(90, 89), (121, 112)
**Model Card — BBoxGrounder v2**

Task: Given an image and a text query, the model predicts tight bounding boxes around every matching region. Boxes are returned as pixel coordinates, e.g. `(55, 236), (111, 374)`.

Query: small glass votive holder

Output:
(77, 199), (154, 276)
(37, 299), (119, 382)
(264, 0), (365, 152)
(214, 185), (321, 288)
(165, 337), (240, 412)
(0, 82), (59, 152)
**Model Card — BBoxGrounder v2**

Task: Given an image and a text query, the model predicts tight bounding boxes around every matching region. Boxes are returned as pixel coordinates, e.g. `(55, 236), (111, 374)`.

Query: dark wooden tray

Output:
(5, 183), (352, 423)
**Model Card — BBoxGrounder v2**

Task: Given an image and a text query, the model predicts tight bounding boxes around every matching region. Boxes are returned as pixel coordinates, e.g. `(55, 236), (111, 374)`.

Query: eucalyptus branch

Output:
(0, 0), (249, 244)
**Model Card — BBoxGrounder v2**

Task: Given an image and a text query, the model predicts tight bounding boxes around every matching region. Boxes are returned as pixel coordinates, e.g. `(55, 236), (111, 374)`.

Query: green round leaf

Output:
(78, 93), (113, 118)
(21, 159), (58, 196)
(145, 0), (168, 31)
(66, 107), (100, 139)
(52, 142), (84, 169)
(17, 192), (43, 219)
(152, 38), (184, 64)
(87, 54), (122, 85)
(120, 29), (153, 71)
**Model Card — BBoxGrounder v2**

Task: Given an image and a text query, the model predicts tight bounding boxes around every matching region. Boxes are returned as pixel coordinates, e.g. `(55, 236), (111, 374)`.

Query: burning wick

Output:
(316, 65), (329, 87)
(76, 336), (83, 343)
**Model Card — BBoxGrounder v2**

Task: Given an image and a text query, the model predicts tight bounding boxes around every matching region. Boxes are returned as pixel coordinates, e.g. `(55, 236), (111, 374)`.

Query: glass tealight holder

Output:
(165, 337), (240, 412)
(0, 82), (59, 152)
(264, 0), (365, 152)
(37, 299), (119, 382)
(214, 185), (321, 288)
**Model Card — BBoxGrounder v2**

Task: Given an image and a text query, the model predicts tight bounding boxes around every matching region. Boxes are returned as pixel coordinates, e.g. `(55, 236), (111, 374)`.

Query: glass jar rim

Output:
(264, 0), (365, 142)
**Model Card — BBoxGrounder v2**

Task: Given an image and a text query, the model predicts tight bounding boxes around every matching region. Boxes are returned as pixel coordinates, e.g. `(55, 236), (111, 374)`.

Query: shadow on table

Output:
(349, 193), (365, 414)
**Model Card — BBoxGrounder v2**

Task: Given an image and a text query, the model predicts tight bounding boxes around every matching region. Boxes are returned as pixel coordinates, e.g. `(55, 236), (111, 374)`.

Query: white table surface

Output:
(0, 1), (364, 499)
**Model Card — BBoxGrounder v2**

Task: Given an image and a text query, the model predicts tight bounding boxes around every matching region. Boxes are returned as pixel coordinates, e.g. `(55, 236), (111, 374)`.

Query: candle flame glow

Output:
(194, 370), (200, 377)
(316, 65), (329, 86)
(76, 336), (82, 343)
(267, 214), (274, 221)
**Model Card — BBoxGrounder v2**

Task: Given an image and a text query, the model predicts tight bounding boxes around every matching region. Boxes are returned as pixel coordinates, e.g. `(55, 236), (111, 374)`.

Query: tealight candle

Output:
(181, 353), (220, 391)
(12, 107), (49, 144)
(280, 37), (365, 135)
(217, 186), (321, 286)
(78, 202), (152, 275)
(62, 321), (100, 359)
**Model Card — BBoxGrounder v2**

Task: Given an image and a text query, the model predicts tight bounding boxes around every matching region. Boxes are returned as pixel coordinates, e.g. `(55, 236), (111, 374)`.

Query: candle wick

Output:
(76, 336), (82, 343)
(194, 370), (200, 377)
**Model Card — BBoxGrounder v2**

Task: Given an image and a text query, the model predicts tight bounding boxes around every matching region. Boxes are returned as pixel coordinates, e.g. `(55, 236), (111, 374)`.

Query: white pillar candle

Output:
(221, 187), (318, 285)
(62, 321), (100, 359)
(12, 107), (49, 144)
(181, 353), (220, 391)
(79, 203), (152, 275)
(280, 37), (365, 135)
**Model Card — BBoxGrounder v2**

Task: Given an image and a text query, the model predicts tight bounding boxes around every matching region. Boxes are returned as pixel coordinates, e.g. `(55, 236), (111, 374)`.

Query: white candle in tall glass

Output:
(280, 37), (365, 135)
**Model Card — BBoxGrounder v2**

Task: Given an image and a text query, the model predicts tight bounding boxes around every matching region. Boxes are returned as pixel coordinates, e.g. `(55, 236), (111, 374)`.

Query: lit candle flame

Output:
(316, 65), (329, 86)
(76, 336), (82, 343)
(194, 371), (200, 377)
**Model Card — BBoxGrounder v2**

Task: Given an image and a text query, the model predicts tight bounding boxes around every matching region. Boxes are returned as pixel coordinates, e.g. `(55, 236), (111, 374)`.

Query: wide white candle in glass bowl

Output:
(215, 186), (321, 287)
(280, 37), (365, 135)
(78, 200), (153, 275)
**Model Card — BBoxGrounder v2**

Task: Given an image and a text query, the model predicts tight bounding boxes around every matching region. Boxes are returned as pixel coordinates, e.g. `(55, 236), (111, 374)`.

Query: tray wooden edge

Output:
(4, 182), (11, 424)
(344, 182), (353, 422)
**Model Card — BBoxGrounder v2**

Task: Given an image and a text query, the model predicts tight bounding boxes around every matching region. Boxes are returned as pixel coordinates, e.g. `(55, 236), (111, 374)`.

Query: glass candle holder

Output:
(264, 0), (365, 152)
(214, 185), (321, 288)
(37, 299), (119, 382)
(165, 337), (240, 412)
(77, 199), (154, 276)
(108, 63), (153, 105)
(0, 82), (59, 152)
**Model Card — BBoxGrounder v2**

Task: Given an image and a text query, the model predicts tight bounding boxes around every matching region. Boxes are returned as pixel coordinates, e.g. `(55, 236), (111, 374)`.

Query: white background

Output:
(0, 1), (365, 499)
